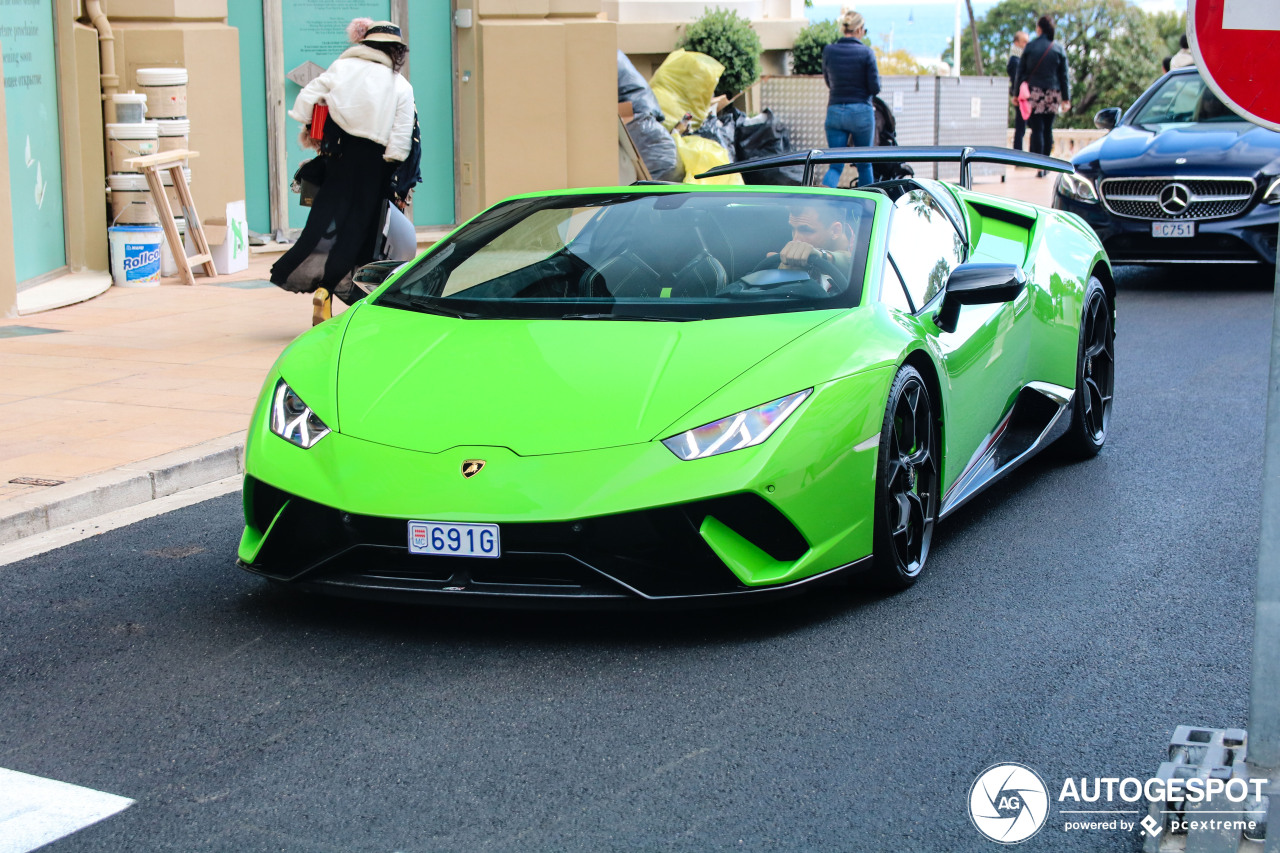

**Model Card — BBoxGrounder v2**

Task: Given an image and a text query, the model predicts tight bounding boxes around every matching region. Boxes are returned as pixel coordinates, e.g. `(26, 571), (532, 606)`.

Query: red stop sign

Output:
(1189, 0), (1280, 131)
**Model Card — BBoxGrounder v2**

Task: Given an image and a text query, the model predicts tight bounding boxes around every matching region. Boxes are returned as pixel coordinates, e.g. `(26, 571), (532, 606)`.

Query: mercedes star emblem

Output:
(1159, 182), (1192, 215)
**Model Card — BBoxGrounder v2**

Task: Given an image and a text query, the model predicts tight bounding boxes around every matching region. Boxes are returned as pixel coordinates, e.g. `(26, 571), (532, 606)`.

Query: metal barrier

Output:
(761, 74), (1013, 183)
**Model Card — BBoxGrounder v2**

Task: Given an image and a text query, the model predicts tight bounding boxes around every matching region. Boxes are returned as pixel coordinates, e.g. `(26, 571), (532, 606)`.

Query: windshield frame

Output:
(374, 187), (880, 321)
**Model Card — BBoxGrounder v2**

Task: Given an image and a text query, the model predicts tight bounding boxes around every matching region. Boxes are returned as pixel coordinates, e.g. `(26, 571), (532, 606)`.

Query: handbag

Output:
(291, 157), (326, 207)
(310, 104), (329, 141)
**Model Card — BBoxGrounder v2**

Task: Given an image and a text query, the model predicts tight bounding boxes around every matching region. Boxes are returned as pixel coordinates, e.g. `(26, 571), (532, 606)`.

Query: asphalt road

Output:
(2, 266), (1274, 853)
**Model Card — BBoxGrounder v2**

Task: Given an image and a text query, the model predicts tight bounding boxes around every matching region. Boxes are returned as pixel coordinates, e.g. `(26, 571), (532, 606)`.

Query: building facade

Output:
(1, 0), (803, 316)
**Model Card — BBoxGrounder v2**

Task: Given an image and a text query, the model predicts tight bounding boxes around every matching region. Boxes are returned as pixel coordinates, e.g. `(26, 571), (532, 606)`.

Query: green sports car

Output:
(238, 147), (1114, 606)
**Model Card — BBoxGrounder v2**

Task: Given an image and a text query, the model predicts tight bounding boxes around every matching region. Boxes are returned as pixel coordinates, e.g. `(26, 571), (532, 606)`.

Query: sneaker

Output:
(312, 288), (332, 326)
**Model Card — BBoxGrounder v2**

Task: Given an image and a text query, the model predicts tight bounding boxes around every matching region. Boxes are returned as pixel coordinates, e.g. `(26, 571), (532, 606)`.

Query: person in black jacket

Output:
(1015, 15), (1071, 174)
(821, 9), (881, 188)
(1007, 31), (1029, 150)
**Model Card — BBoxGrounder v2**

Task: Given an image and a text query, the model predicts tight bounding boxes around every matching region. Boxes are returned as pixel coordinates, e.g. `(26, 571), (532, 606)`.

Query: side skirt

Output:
(938, 381), (1074, 520)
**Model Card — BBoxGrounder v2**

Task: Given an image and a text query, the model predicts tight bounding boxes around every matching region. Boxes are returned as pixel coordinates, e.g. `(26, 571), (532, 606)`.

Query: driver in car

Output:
(769, 203), (856, 284)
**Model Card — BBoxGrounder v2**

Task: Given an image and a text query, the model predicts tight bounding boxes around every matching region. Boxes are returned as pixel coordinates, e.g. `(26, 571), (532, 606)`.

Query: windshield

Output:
(1133, 73), (1240, 127)
(377, 191), (876, 320)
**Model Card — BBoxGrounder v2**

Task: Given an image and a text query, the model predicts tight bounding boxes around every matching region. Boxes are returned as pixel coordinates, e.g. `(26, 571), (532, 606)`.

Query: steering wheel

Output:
(749, 251), (848, 290)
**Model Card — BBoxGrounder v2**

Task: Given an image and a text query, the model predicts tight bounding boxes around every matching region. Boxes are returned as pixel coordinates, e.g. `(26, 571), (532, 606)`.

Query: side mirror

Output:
(353, 260), (405, 294)
(1094, 108), (1121, 131)
(934, 263), (1027, 333)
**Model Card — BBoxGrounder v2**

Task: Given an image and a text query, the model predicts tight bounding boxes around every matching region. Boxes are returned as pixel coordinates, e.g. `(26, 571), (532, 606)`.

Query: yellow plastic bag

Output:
(650, 49), (724, 131)
(673, 132), (743, 185)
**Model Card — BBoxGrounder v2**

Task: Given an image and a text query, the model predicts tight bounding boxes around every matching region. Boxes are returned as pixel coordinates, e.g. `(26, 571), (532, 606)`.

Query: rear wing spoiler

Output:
(695, 145), (1075, 189)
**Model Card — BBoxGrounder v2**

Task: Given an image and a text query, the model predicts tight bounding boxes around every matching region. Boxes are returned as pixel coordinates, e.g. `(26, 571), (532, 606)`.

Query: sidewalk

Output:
(0, 171), (1054, 543)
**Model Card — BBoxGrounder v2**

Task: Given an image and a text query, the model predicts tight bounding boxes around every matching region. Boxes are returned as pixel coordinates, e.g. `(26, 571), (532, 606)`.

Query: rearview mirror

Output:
(353, 260), (405, 294)
(934, 263), (1027, 333)
(1094, 108), (1121, 131)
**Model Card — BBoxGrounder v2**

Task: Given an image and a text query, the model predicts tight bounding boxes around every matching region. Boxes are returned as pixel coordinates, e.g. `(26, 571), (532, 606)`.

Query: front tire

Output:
(870, 365), (940, 590)
(1058, 277), (1114, 459)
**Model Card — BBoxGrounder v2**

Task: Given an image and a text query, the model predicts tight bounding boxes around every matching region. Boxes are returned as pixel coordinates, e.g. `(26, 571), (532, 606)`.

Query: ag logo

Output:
(461, 459), (486, 478)
(968, 763), (1050, 844)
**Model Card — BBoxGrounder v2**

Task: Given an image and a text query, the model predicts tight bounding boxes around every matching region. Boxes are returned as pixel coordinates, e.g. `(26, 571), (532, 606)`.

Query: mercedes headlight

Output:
(662, 390), (811, 460)
(1263, 177), (1280, 205)
(1057, 172), (1099, 204)
(270, 379), (331, 448)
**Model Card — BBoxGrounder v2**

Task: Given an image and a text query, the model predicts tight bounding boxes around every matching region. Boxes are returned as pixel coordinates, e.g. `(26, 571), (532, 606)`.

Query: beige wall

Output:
(0, 40), (15, 317)
(107, 20), (246, 227)
(455, 3), (618, 217)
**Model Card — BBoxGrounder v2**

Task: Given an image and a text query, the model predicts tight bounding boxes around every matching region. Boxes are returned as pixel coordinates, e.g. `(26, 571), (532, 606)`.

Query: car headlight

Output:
(270, 379), (331, 448)
(661, 390), (811, 460)
(1263, 177), (1280, 205)
(1057, 172), (1099, 204)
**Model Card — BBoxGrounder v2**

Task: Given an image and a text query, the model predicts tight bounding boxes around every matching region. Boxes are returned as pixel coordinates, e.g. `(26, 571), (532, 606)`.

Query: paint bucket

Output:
(161, 218), (187, 277)
(136, 67), (188, 119)
(152, 118), (190, 164)
(107, 173), (159, 224)
(106, 122), (158, 173)
(108, 225), (164, 287)
(112, 91), (148, 123)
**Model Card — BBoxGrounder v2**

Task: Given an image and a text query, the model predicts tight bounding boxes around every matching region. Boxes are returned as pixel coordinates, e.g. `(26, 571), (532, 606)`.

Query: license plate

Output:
(1153, 221), (1195, 238)
(407, 521), (501, 558)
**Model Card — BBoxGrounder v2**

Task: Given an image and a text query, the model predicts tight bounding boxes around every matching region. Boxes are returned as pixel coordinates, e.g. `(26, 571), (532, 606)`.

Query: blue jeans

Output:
(824, 102), (875, 188)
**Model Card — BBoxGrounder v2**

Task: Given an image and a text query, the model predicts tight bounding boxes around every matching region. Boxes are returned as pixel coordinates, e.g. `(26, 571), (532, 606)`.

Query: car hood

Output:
(334, 304), (836, 455)
(1078, 122), (1280, 176)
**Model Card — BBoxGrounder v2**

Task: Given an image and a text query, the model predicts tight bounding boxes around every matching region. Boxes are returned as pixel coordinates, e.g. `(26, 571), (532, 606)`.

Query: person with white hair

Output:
(269, 19), (416, 325)
(821, 8), (881, 188)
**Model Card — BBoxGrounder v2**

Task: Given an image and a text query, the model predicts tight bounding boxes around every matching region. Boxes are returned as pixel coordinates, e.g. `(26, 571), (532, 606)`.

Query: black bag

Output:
(291, 157), (327, 207)
(734, 109), (804, 185)
(388, 111), (423, 204)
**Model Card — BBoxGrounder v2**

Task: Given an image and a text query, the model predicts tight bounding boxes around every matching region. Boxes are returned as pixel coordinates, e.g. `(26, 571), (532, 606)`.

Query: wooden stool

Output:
(123, 149), (217, 286)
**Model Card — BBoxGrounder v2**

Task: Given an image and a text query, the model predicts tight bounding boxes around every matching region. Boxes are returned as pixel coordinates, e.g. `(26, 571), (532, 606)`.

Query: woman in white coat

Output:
(270, 19), (416, 324)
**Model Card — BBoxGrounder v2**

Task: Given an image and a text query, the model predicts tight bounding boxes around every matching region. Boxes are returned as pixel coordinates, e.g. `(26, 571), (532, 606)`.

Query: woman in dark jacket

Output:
(821, 10), (881, 188)
(1016, 15), (1071, 173)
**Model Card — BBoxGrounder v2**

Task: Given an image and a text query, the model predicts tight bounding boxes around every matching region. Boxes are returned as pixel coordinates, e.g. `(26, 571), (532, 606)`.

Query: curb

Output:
(0, 432), (246, 546)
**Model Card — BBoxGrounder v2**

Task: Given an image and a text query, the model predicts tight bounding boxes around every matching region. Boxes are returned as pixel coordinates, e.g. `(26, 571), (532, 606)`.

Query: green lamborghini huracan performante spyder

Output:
(238, 147), (1114, 607)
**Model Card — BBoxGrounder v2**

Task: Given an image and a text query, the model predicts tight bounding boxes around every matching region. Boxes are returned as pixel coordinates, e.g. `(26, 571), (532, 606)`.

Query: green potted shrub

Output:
(677, 7), (763, 97)
(791, 19), (840, 76)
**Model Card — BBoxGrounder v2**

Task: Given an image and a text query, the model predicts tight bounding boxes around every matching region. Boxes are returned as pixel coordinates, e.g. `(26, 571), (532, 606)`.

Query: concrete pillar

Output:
(455, 1), (617, 219)
(0, 39), (16, 317)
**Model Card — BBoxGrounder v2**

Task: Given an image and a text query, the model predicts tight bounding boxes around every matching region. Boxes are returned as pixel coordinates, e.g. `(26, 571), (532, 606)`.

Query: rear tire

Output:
(1058, 277), (1114, 459)
(870, 365), (940, 590)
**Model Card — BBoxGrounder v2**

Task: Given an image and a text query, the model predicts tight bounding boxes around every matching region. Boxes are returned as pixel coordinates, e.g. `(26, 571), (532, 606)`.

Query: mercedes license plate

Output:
(408, 521), (500, 558)
(1152, 221), (1195, 238)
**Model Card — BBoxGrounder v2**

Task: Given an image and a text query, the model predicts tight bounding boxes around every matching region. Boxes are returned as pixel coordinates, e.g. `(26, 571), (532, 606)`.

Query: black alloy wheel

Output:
(871, 365), (940, 590)
(1059, 277), (1114, 459)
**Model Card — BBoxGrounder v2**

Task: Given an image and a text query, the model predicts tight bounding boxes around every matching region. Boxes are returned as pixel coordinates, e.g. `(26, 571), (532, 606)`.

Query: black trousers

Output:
(1013, 109), (1027, 150)
(1029, 112), (1056, 157)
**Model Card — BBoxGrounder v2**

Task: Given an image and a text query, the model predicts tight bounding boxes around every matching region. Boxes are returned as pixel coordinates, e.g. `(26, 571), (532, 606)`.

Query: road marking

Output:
(0, 768), (133, 853)
(0, 476), (241, 568)
(1223, 0), (1280, 30)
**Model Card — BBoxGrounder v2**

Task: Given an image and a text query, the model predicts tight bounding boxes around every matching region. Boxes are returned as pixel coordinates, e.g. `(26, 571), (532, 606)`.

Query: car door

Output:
(882, 185), (1032, 501)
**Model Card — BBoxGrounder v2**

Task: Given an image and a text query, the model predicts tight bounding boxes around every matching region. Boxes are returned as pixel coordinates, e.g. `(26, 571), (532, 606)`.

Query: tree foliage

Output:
(791, 19), (839, 75)
(677, 7), (764, 97)
(941, 0), (1168, 128)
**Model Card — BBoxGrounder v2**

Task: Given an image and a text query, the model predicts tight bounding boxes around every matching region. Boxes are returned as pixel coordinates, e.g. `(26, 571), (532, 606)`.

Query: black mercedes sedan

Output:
(1053, 66), (1279, 266)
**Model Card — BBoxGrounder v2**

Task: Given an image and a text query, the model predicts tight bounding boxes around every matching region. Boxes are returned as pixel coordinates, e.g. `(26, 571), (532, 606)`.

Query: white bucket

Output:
(108, 225), (164, 287)
(107, 173), (158, 224)
(152, 118), (190, 162)
(113, 91), (148, 123)
(161, 217), (187, 277)
(136, 67), (188, 119)
(106, 122), (158, 173)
